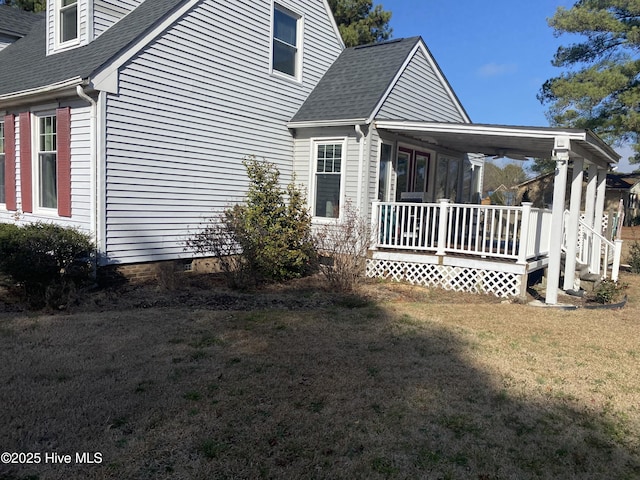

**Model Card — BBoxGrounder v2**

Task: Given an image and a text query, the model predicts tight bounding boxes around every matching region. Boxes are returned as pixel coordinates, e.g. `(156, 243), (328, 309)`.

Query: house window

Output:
(395, 147), (431, 201)
(35, 114), (57, 210)
(435, 155), (460, 202)
(272, 4), (300, 79)
(315, 142), (342, 218)
(378, 143), (392, 201)
(0, 121), (4, 204)
(59, 0), (78, 44)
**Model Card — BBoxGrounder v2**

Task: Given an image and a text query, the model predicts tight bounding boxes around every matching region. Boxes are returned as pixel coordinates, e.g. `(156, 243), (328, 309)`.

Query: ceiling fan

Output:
(490, 150), (530, 161)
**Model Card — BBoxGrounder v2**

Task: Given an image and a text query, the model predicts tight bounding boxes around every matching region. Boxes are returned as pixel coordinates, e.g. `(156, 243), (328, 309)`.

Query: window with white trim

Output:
(35, 114), (58, 210)
(272, 4), (301, 79)
(59, 0), (78, 44)
(314, 142), (343, 218)
(0, 121), (4, 205)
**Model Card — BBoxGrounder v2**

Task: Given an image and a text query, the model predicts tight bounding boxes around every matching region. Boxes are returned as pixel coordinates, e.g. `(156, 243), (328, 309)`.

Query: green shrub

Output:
(628, 240), (640, 274)
(0, 222), (95, 308)
(591, 279), (628, 304)
(186, 156), (317, 287)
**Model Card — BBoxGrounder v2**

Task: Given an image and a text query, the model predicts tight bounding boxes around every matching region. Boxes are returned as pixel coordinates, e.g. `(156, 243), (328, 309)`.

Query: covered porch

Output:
(367, 122), (622, 304)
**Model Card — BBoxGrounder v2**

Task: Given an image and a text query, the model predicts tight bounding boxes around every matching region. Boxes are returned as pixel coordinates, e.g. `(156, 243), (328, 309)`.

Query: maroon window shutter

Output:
(19, 112), (32, 213)
(56, 107), (72, 217)
(4, 114), (16, 211)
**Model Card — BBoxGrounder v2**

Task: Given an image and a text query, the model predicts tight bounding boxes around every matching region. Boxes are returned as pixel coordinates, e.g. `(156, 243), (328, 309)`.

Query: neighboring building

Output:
(517, 170), (640, 225)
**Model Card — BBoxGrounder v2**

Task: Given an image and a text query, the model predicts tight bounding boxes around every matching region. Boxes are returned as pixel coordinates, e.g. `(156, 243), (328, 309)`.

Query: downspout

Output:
(355, 124), (365, 212)
(75, 85), (99, 268)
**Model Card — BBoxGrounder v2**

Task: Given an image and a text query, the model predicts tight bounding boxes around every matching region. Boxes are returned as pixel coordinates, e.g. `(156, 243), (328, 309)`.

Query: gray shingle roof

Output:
(0, 0), (185, 98)
(290, 37), (422, 123)
(0, 5), (43, 38)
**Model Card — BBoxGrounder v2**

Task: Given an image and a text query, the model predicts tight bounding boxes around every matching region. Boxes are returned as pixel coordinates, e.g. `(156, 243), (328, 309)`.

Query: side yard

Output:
(0, 271), (639, 479)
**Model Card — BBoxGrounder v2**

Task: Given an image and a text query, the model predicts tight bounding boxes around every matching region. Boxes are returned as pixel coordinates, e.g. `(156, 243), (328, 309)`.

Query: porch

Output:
(370, 122), (622, 304)
(366, 201), (622, 299)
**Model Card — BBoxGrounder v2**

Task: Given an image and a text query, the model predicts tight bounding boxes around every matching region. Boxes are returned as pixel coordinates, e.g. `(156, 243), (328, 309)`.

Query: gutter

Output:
(287, 118), (368, 129)
(355, 124), (366, 210)
(75, 85), (100, 269)
(0, 77), (85, 106)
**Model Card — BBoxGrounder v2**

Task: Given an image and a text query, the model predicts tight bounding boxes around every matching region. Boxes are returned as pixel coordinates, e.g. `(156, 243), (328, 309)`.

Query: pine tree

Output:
(328, 0), (392, 47)
(539, 1), (640, 165)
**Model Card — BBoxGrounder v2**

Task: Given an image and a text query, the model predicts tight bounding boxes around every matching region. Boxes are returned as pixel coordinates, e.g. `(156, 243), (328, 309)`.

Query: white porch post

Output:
(370, 201), (380, 250)
(436, 199), (450, 256)
(546, 137), (570, 305)
(517, 202), (532, 264)
(583, 164), (598, 264)
(563, 157), (584, 291)
(591, 167), (607, 274)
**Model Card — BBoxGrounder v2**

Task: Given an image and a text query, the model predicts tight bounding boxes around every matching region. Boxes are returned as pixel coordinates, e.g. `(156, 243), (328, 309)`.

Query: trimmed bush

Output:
(0, 222), (95, 308)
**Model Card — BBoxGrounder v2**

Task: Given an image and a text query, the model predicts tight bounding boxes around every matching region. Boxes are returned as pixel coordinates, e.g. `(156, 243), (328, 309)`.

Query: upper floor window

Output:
(59, 0), (78, 44)
(272, 4), (301, 79)
(0, 121), (5, 204)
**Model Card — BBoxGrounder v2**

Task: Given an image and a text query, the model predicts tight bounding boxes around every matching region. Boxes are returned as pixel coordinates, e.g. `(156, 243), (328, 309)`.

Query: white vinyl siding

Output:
(102, 0), (342, 264)
(0, 102), (92, 231)
(377, 48), (467, 123)
(94, 0), (143, 38)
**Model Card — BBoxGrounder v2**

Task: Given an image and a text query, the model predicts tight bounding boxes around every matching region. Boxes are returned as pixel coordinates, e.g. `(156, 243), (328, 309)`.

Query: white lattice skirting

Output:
(366, 258), (522, 298)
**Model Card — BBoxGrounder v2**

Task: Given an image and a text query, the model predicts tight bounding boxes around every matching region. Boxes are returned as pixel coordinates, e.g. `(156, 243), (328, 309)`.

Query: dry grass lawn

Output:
(1, 259), (640, 478)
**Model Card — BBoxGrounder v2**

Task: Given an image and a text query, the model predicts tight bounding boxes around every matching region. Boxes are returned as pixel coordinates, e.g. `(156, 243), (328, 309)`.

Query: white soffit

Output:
(375, 121), (620, 167)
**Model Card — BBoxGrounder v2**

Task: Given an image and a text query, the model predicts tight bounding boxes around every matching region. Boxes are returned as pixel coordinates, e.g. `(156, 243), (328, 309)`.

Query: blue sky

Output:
(385, 0), (635, 172)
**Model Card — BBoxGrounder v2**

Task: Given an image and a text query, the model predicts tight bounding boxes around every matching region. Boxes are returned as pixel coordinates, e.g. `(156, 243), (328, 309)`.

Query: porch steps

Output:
(559, 255), (601, 293)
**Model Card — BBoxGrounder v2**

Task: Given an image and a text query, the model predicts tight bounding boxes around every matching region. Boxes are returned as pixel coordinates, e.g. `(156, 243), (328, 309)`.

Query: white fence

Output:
(371, 200), (552, 263)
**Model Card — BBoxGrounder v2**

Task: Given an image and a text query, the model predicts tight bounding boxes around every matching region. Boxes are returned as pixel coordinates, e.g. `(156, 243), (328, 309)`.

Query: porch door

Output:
(435, 155), (460, 202)
(395, 147), (431, 201)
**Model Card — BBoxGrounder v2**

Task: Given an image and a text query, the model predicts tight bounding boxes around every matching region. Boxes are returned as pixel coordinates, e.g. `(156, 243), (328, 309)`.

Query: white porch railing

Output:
(371, 201), (552, 263)
(569, 213), (623, 281)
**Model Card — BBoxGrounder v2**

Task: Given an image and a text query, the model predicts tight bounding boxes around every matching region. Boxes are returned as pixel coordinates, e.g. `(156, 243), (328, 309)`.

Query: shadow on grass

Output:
(0, 287), (639, 479)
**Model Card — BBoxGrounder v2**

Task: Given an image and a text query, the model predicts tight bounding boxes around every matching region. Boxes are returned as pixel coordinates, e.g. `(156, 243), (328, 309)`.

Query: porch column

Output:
(563, 157), (584, 291)
(545, 137), (570, 305)
(591, 167), (607, 274)
(580, 163), (598, 267)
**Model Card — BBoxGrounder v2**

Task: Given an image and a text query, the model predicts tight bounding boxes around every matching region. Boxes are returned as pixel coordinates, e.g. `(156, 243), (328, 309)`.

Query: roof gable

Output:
(376, 44), (469, 123)
(289, 37), (422, 124)
(289, 36), (469, 125)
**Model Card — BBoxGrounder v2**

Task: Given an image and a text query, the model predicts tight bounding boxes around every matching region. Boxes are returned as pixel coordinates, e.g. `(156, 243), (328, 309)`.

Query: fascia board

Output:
(287, 118), (367, 129)
(0, 77), (85, 107)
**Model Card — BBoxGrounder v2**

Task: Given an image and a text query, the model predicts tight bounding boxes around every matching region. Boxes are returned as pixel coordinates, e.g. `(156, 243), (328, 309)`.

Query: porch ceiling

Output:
(375, 121), (620, 168)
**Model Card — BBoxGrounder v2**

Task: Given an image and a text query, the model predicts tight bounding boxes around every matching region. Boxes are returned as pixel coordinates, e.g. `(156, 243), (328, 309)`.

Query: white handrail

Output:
(371, 201), (553, 262)
(576, 216), (622, 281)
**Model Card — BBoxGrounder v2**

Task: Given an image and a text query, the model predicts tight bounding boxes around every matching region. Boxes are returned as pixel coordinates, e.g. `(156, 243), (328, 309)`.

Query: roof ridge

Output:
(352, 36), (420, 50)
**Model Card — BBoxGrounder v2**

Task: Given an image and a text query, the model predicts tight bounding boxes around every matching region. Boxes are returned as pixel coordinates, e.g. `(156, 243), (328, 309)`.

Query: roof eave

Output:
(0, 77), (86, 108)
(287, 118), (369, 129)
